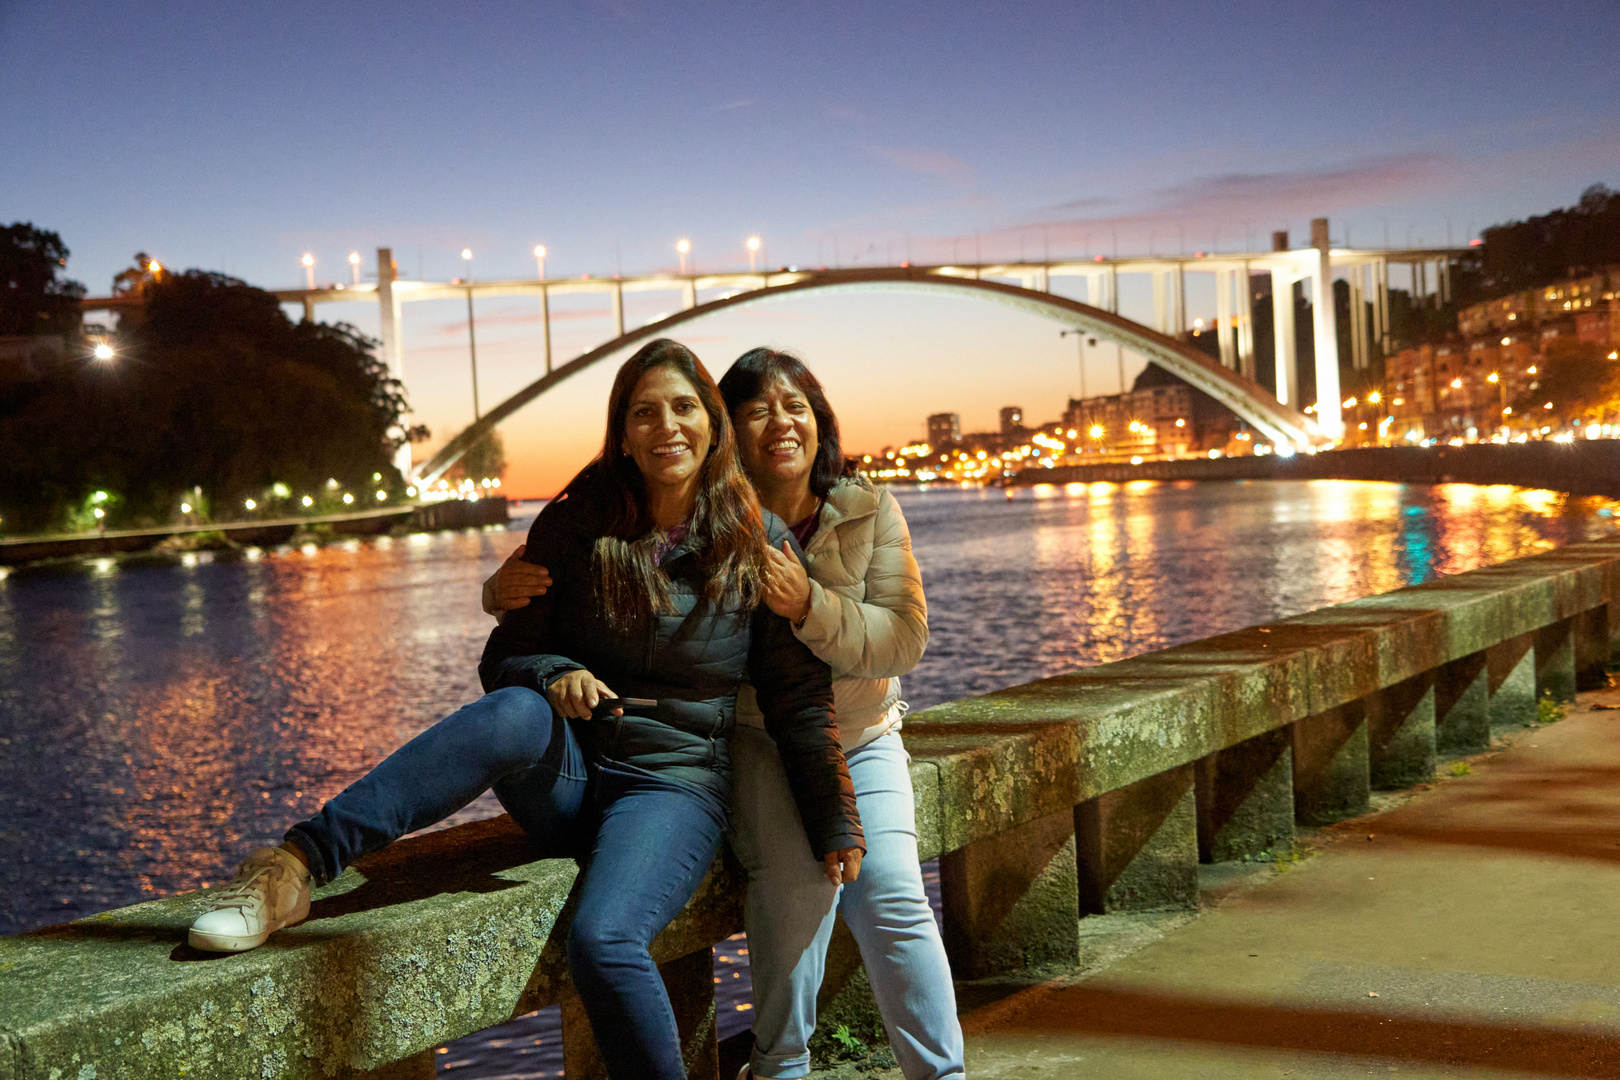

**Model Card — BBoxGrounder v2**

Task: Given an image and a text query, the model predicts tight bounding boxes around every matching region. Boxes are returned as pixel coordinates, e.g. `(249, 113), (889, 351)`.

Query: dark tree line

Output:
(1479, 183), (1620, 295)
(1, 234), (413, 533)
(0, 223), (84, 338)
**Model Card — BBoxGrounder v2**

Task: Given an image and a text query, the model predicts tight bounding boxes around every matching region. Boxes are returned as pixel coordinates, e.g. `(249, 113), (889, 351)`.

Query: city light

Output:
(301, 253), (314, 289)
(376, 490), (387, 501)
(302, 495), (314, 507)
(342, 493), (355, 505)
(747, 235), (761, 272)
(91, 342), (114, 362)
(348, 251), (361, 284)
(677, 239), (690, 274)
(1367, 392), (1381, 404)
(1089, 425), (1104, 438)
(1487, 372), (1499, 383)
(1450, 379), (1463, 389)
(1343, 397), (1357, 408)
(180, 502), (191, 514)
(244, 499), (256, 510)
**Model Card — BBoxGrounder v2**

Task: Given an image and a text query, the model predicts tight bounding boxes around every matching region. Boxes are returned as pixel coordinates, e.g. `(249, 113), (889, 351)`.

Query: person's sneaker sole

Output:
(187, 892), (311, 953)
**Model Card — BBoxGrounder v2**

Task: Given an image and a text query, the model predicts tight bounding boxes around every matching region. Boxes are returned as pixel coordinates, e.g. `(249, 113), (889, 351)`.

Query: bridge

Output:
(81, 227), (1469, 482)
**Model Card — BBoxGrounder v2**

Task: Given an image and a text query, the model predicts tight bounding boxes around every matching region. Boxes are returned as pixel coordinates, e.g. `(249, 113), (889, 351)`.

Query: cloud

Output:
(866, 145), (974, 189)
(707, 98), (753, 113)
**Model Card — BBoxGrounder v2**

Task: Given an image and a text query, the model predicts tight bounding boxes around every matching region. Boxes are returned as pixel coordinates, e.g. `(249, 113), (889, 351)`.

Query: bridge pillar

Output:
(1348, 264), (1369, 371)
(683, 279), (697, 310)
(376, 248), (411, 478)
(611, 281), (625, 338)
(1310, 218), (1343, 436)
(1375, 257), (1391, 355)
(1292, 701), (1370, 824)
(1271, 266), (1299, 407)
(1171, 263), (1187, 336)
(1237, 262), (1256, 379)
(1215, 268), (1234, 368)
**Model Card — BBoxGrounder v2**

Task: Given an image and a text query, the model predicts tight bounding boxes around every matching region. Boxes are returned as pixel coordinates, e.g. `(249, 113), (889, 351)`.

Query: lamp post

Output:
(1059, 329), (1088, 400)
(347, 251), (360, 285)
(677, 238), (690, 275)
(534, 245), (551, 375)
(747, 235), (761, 273)
(462, 249), (480, 420)
(301, 253), (314, 290)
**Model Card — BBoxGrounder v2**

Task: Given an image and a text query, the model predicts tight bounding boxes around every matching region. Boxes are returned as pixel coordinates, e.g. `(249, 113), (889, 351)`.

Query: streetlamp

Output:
(677, 238), (690, 275)
(534, 245), (551, 374)
(1059, 329), (1088, 400)
(462, 249), (480, 419)
(747, 235), (761, 273)
(302, 253), (315, 290)
(348, 251), (361, 285)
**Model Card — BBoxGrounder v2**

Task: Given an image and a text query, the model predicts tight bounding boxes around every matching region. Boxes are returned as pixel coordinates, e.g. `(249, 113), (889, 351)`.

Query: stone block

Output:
(344, 1050), (436, 1080)
(1075, 764), (1198, 913)
(1611, 597), (1620, 665)
(1292, 702), (1369, 824)
(1435, 653), (1489, 754)
(561, 947), (717, 1080)
(1366, 673), (1436, 789)
(1487, 634), (1536, 731)
(940, 807), (1080, 977)
(1194, 729), (1294, 862)
(1536, 618), (1578, 702)
(1574, 605), (1611, 690)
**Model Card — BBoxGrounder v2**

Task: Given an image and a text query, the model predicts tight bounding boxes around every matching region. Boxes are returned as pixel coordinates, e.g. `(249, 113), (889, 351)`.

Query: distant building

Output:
(1063, 383), (1196, 458)
(926, 412), (960, 447)
(1457, 267), (1619, 336)
(999, 406), (1025, 436)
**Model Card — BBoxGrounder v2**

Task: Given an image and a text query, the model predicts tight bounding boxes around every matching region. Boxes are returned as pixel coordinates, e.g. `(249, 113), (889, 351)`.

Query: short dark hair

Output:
(718, 348), (846, 499)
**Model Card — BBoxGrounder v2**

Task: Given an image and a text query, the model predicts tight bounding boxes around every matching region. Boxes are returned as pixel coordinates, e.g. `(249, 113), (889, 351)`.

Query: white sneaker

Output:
(188, 847), (311, 953)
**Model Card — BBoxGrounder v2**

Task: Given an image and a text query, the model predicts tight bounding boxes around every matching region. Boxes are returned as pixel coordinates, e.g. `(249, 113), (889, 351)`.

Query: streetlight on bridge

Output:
(534, 245), (552, 374)
(301, 253), (315, 290)
(677, 238), (690, 275)
(348, 251), (361, 285)
(462, 249), (480, 420)
(747, 235), (761, 273)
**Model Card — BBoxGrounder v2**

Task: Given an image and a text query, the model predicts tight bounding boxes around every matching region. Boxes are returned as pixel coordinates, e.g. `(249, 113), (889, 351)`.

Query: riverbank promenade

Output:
(952, 678), (1620, 1079)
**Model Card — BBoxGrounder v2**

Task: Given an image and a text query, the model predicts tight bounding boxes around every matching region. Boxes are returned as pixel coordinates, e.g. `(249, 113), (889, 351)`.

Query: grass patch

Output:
(1449, 761), (1473, 777)
(1537, 692), (1568, 725)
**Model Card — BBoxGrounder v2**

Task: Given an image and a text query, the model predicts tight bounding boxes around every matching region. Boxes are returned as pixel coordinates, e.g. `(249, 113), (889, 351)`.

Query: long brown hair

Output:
(591, 338), (767, 626)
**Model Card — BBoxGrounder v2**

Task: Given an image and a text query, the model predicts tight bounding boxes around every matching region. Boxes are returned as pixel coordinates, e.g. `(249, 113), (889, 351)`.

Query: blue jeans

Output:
(730, 726), (964, 1080)
(287, 686), (728, 1080)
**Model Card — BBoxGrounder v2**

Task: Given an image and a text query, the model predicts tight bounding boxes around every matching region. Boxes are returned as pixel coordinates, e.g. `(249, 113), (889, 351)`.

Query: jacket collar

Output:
(806, 478), (879, 553)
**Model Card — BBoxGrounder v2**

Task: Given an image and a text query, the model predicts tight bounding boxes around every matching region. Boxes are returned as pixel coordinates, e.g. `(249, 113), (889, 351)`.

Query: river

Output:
(2, 479), (1615, 1077)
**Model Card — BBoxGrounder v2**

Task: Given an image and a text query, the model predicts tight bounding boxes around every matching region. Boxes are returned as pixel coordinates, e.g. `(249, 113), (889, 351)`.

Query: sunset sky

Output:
(4, 3), (1617, 495)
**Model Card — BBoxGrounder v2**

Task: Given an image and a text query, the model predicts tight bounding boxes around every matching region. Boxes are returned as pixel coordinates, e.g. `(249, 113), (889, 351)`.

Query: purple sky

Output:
(5, 3), (1617, 495)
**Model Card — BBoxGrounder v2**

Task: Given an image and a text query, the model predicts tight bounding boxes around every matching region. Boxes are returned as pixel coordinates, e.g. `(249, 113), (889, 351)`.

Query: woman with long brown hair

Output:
(189, 339), (863, 1080)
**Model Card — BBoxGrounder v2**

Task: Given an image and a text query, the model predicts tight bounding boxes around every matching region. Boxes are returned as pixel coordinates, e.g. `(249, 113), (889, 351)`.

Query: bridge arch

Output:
(416, 268), (1317, 484)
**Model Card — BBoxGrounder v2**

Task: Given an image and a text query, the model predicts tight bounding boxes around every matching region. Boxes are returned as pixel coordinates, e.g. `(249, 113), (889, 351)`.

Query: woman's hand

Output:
(482, 544), (554, 619)
(823, 848), (862, 886)
(546, 669), (622, 720)
(763, 540), (812, 623)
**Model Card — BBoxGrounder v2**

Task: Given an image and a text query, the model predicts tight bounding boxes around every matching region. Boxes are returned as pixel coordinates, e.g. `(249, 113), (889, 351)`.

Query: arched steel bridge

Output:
(402, 267), (1318, 483)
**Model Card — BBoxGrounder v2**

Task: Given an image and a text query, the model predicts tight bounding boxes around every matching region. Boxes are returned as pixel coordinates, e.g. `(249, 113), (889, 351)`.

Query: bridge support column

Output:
(375, 248), (411, 478)
(1310, 218), (1343, 436)
(1271, 267), (1299, 407)
(683, 279), (697, 310)
(1367, 672), (1436, 788)
(1215, 268), (1235, 368)
(1292, 701), (1369, 824)
(940, 808), (1080, 977)
(1075, 762), (1199, 913)
(1348, 265), (1368, 371)
(1436, 653), (1490, 754)
(1151, 271), (1167, 334)
(1535, 618), (1578, 703)
(1375, 257), (1391, 355)
(611, 281), (625, 338)
(1195, 728), (1295, 862)
(1171, 263), (1187, 336)
(1237, 263), (1256, 378)
(1487, 633), (1537, 731)
(561, 946), (720, 1080)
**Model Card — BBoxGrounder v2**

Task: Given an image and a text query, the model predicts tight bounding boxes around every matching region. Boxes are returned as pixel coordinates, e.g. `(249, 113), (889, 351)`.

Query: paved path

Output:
(952, 680), (1620, 1079)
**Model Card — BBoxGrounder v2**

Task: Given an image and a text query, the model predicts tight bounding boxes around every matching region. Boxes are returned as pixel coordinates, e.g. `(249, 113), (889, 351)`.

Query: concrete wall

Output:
(4, 533), (1617, 1080)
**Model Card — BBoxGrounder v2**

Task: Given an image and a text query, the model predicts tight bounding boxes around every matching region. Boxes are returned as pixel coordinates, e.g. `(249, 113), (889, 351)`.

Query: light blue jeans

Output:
(731, 725), (965, 1080)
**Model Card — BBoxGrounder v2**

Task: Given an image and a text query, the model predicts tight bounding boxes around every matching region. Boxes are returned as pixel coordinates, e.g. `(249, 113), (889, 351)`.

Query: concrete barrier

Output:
(4, 533), (1617, 1080)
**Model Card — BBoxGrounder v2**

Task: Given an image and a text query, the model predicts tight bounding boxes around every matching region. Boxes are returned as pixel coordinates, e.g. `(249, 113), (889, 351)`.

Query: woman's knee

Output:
(567, 911), (646, 973)
(470, 686), (555, 769)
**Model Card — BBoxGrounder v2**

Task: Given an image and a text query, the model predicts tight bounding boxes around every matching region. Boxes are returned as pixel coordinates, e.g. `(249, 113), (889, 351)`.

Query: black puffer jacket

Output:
(479, 466), (863, 857)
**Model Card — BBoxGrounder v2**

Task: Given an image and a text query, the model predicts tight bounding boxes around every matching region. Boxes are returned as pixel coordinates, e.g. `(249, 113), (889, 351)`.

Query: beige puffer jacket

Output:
(737, 476), (928, 750)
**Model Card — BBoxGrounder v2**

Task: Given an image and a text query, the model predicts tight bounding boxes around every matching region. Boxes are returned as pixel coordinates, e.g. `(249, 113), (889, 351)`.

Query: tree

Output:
(0, 267), (414, 532)
(1480, 184), (1620, 296)
(0, 223), (85, 338)
(451, 430), (507, 483)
